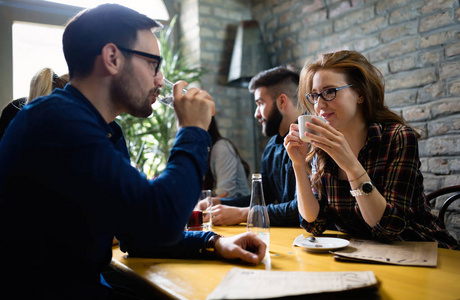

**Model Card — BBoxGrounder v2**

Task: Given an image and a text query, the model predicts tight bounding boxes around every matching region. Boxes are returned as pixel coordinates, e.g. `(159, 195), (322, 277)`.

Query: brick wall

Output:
(177, 0), (269, 174)
(173, 0), (460, 238)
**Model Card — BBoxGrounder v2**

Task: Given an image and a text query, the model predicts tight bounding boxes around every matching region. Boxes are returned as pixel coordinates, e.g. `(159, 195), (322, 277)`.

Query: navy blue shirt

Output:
(0, 84), (214, 298)
(221, 134), (299, 226)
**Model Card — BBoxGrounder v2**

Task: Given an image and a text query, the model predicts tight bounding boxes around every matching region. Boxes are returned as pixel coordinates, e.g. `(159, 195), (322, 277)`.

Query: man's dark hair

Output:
(248, 65), (300, 105)
(63, 4), (162, 79)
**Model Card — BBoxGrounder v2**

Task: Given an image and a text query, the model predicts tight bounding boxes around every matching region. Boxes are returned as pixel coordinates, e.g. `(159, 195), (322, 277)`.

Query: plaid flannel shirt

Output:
(301, 123), (459, 250)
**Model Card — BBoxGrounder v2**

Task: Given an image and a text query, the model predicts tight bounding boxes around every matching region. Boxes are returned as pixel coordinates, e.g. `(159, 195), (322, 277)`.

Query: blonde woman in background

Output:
(0, 68), (68, 140)
(27, 68), (69, 103)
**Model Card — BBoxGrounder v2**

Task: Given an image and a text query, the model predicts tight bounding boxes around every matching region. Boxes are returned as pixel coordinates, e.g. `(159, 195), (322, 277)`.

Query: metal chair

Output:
(426, 185), (460, 228)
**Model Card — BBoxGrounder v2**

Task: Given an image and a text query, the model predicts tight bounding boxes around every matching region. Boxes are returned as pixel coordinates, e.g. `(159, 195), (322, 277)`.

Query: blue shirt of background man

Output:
(0, 84), (213, 298)
(221, 133), (299, 226)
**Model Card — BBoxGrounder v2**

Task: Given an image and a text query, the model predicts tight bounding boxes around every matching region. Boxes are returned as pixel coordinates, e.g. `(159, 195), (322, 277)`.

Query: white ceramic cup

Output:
(298, 115), (326, 143)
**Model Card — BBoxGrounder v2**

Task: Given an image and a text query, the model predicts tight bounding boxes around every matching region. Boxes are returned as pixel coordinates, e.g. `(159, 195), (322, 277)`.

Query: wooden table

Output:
(111, 226), (460, 300)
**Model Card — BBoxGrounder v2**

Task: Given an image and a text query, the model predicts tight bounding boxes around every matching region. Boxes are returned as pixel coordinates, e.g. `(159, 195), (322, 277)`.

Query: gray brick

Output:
(449, 158), (460, 173)
(444, 174), (460, 187)
(448, 80), (460, 96)
(300, 23), (333, 39)
(353, 35), (381, 52)
(369, 37), (418, 62)
(420, 157), (429, 173)
(420, 29), (456, 48)
(430, 98), (460, 118)
(422, 175), (444, 192)
(273, 0), (295, 15)
(334, 6), (374, 31)
(446, 41), (460, 57)
(420, 0), (456, 14)
(299, 0), (324, 14)
(403, 105), (431, 122)
(388, 55), (416, 73)
(428, 115), (460, 136)
(417, 82), (446, 104)
(440, 61), (460, 79)
(376, 0), (412, 14)
(389, 2), (422, 24)
(359, 16), (388, 36)
(428, 157), (452, 175)
(419, 135), (460, 156)
(386, 89), (417, 107)
(418, 49), (443, 67)
(386, 68), (437, 92)
(420, 11), (454, 33)
(380, 20), (417, 43)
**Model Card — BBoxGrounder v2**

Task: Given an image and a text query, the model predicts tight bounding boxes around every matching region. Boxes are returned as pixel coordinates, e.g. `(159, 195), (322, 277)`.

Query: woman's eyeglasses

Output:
(305, 84), (353, 105)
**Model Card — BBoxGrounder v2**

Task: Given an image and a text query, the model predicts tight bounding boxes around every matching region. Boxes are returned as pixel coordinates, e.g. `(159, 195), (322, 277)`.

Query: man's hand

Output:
(211, 205), (249, 225)
(172, 81), (215, 131)
(215, 232), (266, 264)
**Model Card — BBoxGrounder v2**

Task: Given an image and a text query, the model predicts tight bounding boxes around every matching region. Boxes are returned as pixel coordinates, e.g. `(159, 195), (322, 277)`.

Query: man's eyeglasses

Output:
(117, 46), (163, 76)
(305, 84), (353, 105)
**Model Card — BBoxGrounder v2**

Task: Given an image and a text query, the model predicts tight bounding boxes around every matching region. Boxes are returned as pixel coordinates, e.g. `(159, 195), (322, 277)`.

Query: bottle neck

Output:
(250, 179), (265, 206)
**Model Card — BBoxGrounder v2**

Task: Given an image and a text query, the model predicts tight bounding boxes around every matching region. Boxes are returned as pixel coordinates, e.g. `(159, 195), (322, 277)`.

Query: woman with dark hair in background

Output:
(204, 116), (251, 198)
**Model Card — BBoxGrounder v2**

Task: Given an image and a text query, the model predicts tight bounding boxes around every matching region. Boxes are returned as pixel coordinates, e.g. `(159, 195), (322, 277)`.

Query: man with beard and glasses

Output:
(205, 66), (303, 227)
(0, 4), (266, 299)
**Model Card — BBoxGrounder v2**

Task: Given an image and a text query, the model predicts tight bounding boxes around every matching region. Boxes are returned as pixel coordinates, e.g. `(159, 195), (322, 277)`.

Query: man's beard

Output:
(110, 62), (157, 118)
(263, 104), (282, 137)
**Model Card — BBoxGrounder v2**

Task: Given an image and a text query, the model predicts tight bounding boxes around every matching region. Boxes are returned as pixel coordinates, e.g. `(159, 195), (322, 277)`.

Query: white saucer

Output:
(293, 235), (350, 252)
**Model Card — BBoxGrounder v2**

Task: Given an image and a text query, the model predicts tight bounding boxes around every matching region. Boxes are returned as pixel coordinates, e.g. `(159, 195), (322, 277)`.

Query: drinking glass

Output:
(200, 190), (213, 231)
(186, 210), (203, 231)
(185, 190), (212, 231)
(158, 78), (188, 108)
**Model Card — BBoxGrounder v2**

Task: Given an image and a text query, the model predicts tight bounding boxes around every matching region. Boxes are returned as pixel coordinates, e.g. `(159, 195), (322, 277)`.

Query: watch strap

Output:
(200, 234), (222, 257)
(350, 188), (365, 197)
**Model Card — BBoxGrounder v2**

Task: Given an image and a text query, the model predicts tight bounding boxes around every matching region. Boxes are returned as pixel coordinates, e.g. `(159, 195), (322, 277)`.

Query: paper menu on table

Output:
(206, 267), (377, 300)
(332, 239), (438, 267)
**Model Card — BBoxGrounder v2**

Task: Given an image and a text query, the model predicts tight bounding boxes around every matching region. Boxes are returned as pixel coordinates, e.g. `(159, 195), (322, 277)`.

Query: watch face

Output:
(362, 182), (374, 194)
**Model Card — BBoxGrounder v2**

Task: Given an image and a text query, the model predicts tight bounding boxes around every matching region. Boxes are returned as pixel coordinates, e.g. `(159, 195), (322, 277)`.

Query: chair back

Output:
(426, 185), (460, 228)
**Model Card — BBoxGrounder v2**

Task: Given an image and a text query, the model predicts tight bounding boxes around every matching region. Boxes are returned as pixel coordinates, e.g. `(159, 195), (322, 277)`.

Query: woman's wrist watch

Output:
(350, 181), (375, 197)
